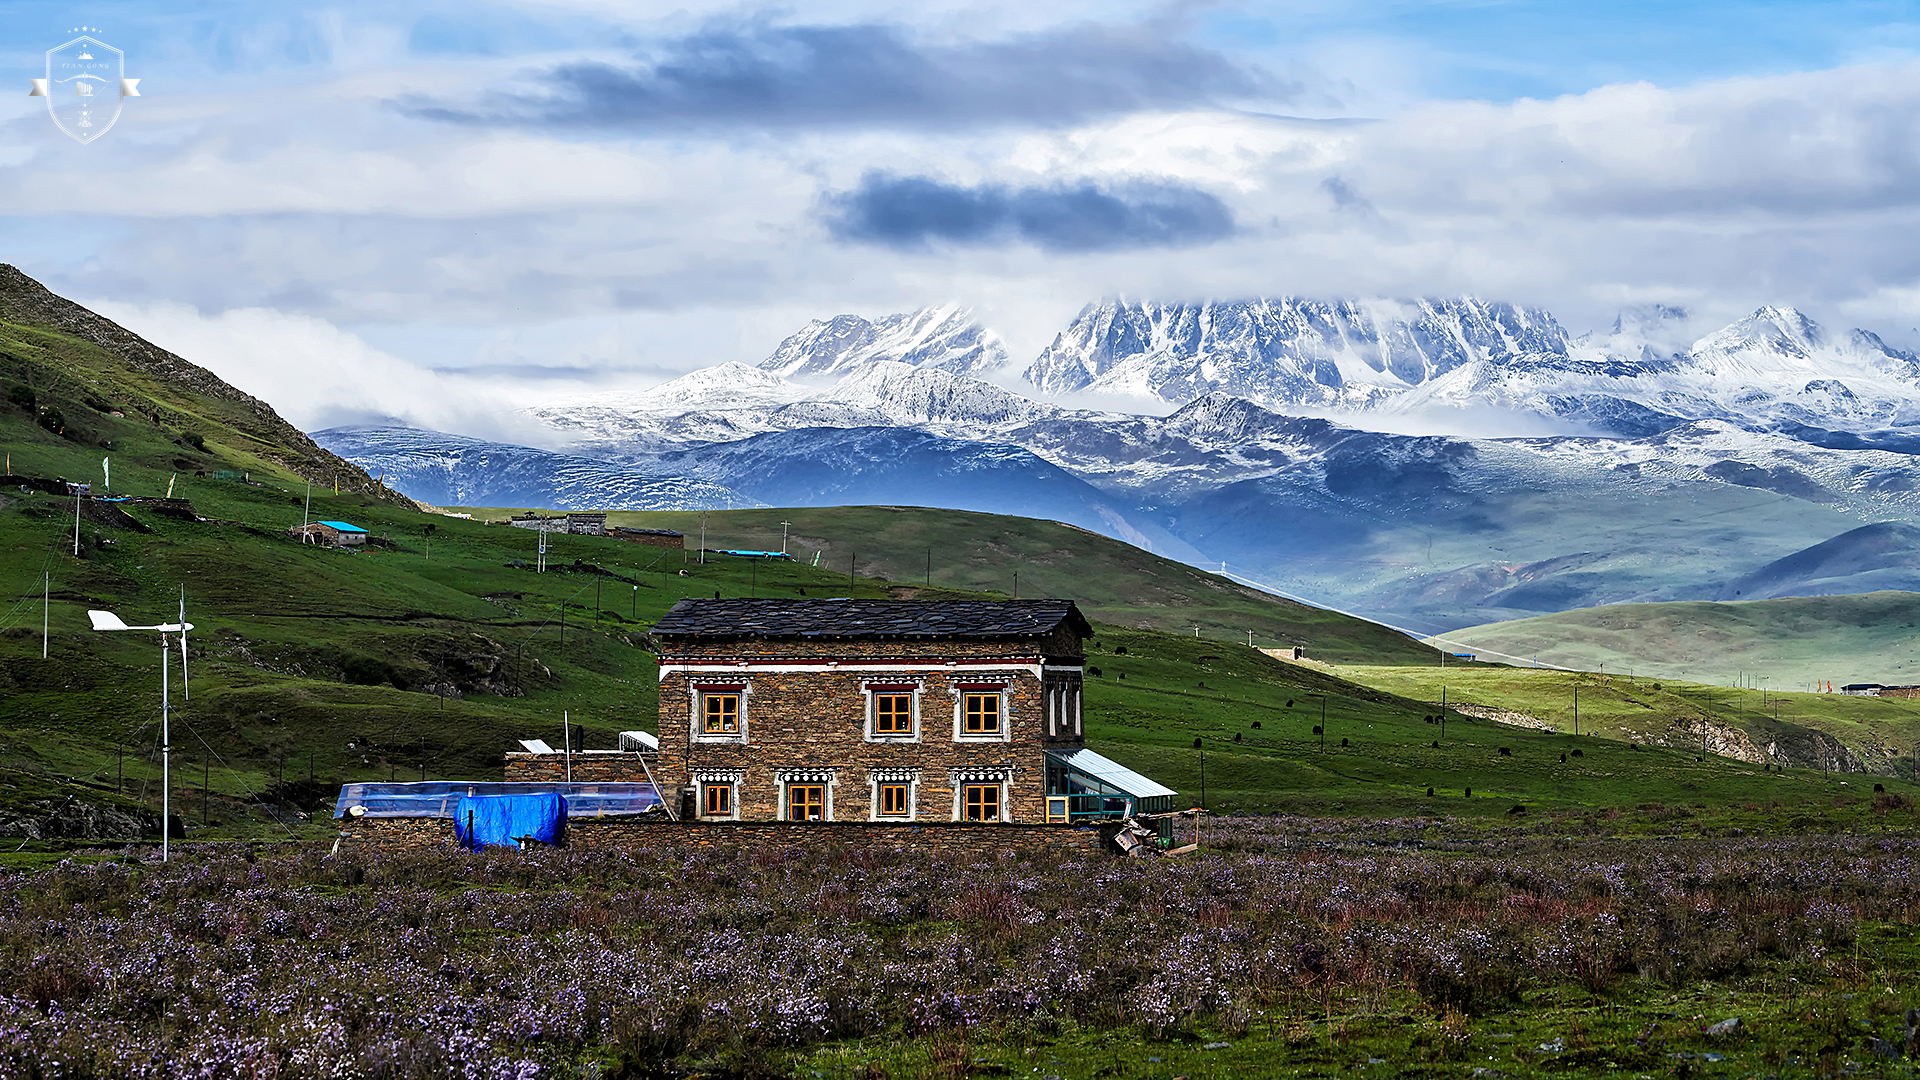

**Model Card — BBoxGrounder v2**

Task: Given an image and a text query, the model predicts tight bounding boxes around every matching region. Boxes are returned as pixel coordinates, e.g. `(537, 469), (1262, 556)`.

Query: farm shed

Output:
(289, 520), (368, 546)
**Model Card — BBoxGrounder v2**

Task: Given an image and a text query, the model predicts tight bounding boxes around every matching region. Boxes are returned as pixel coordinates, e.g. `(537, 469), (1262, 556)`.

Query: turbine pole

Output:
(161, 632), (171, 862)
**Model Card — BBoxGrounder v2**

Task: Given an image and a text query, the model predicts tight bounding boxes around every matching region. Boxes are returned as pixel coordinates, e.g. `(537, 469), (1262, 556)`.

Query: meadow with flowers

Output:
(2, 812), (1918, 1079)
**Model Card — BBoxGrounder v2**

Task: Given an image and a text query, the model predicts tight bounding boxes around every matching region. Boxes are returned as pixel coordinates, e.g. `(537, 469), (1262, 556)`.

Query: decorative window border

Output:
(776, 767), (838, 821)
(864, 680), (923, 743)
(1044, 678), (1085, 739)
(869, 767), (921, 821)
(690, 681), (749, 744)
(952, 680), (1012, 743)
(691, 767), (744, 821)
(950, 766), (1015, 823)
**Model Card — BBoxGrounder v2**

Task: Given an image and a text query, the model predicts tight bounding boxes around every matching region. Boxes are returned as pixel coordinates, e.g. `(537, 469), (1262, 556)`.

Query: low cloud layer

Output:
(12, 8), (1920, 429)
(408, 20), (1280, 132)
(822, 173), (1236, 252)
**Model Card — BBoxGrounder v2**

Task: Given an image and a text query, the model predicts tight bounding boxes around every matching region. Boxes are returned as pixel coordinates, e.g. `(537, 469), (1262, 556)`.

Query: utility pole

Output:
(1198, 739), (1206, 811)
(849, 552), (856, 593)
(779, 520), (792, 554)
(1247, 629), (1255, 647)
(926, 548), (931, 587)
(699, 513), (707, 565)
(42, 572), (49, 659)
(1573, 684), (1579, 737)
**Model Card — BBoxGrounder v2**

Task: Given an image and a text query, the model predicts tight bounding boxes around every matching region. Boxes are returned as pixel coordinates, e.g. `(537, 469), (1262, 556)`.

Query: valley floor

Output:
(2, 815), (1917, 1079)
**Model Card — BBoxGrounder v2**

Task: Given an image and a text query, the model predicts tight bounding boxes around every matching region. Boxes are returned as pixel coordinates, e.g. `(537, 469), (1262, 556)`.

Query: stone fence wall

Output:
(338, 814), (1120, 859)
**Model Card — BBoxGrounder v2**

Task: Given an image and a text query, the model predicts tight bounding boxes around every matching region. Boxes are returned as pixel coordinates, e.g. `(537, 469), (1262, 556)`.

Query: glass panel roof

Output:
(1045, 748), (1177, 798)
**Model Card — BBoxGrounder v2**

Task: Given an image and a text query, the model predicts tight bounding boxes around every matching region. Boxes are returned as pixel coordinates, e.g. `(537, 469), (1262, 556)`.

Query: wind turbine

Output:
(89, 606), (194, 860)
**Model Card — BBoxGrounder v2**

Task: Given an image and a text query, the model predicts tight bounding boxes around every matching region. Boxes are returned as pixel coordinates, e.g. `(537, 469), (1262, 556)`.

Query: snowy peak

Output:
(1694, 306), (1826, 362)
(759, 305), (1010, 379)
(820, 361), (1054, 427)
(1683, 306), (1920, 384)
(1021, 296), (1571, 407)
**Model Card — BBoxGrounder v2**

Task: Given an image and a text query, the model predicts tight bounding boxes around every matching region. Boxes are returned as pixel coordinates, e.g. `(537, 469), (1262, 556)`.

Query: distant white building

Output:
(509, 512), (605, 536)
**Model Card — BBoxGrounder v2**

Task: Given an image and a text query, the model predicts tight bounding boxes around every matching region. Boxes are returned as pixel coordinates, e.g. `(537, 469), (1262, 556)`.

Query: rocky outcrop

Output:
(0, 796), (161, 840)
(1451, 703), (1555, 731)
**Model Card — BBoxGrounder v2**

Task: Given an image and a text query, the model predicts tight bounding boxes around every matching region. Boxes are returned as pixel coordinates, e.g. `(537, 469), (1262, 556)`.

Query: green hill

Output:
(1434, 591), (1920, 690)
(456, 504), (1441, 666)
(0, 264), (397, 507)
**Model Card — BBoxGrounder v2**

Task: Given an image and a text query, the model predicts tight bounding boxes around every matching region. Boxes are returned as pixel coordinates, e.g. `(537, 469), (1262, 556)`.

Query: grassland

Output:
(5, 826), (1919, 1078)
(455, 503), (1441, 665)
(1436, 591), (1920, 690)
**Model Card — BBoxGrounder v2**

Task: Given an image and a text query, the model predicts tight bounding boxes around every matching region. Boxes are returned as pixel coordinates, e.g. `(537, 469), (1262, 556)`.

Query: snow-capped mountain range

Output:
(314, 296), (1920, 634)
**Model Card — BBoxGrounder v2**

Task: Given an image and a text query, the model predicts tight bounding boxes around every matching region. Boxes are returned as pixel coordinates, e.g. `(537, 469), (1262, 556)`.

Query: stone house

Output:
(650, 598), (1175, 825)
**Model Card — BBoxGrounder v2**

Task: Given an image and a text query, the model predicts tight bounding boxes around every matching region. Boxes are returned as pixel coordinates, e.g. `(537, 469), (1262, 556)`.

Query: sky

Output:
(6, 0), (1920, 435)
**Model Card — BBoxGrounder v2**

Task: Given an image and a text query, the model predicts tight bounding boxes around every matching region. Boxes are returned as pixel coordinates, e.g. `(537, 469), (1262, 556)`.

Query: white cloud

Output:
(15, 26), (1920, 425)
(84, 299), (558, 439)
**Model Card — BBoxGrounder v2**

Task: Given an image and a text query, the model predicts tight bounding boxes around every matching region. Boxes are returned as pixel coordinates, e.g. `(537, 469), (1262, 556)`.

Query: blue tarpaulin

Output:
(454, 793), (567, 850)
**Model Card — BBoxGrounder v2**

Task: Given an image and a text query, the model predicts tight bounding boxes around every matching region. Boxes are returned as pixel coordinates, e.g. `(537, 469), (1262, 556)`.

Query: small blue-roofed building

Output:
(290, 519), (369, 546)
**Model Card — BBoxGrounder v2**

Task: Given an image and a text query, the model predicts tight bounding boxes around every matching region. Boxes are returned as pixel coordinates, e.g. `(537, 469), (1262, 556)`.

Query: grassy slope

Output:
(10, 467), (1918, 841)
(455, 504), (1440, 665)
(1436, 590), (1920, 689)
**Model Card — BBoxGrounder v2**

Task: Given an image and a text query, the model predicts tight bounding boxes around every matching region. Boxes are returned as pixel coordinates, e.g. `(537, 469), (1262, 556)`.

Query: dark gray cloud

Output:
(822, 172), (1236, 252)
(406, 20), (1280, 131)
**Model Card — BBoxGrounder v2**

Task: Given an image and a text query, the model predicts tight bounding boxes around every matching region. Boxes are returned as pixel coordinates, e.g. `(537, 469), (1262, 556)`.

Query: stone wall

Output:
(338, 816), (454, 851)
(656, 665), (1084, 824)
(338, 815), (1119, 859)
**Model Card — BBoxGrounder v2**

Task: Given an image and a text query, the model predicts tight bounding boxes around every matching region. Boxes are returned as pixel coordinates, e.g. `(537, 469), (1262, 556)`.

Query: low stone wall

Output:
(338, 816), (454, 851)
(339, 815), (1119, 858)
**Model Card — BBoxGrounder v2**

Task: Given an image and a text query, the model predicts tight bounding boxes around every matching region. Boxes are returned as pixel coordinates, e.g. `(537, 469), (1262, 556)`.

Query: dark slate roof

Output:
(652, 599), (1091, 640)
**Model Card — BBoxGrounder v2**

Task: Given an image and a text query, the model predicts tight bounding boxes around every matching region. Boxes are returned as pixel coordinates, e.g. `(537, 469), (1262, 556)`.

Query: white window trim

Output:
(690, 682), (749, 744)
(951, 768), (1015, 822)
(691, 767), (744, 821)
(864, 681), (923, 743)
(869, 767), (921, 821)
(952, 683), (1012, 743)
(776, 767), (838, 821)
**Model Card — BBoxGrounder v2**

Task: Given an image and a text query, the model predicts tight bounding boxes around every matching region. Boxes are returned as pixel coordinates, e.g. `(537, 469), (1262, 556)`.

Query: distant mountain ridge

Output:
(336, 294), (1920, 634)
(747, 297), (1920, 444)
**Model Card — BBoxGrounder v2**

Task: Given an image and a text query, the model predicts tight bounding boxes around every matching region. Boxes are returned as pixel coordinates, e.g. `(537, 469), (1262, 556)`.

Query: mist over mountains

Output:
(315, 295), (1920, 635)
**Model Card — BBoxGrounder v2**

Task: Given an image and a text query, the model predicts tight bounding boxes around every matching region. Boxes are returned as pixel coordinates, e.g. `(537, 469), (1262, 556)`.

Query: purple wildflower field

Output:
(0, 818), (1913, 1078)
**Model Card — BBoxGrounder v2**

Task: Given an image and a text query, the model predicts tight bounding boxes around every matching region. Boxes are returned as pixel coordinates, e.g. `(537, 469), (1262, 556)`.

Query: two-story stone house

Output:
(649, 598), (1175, 824)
